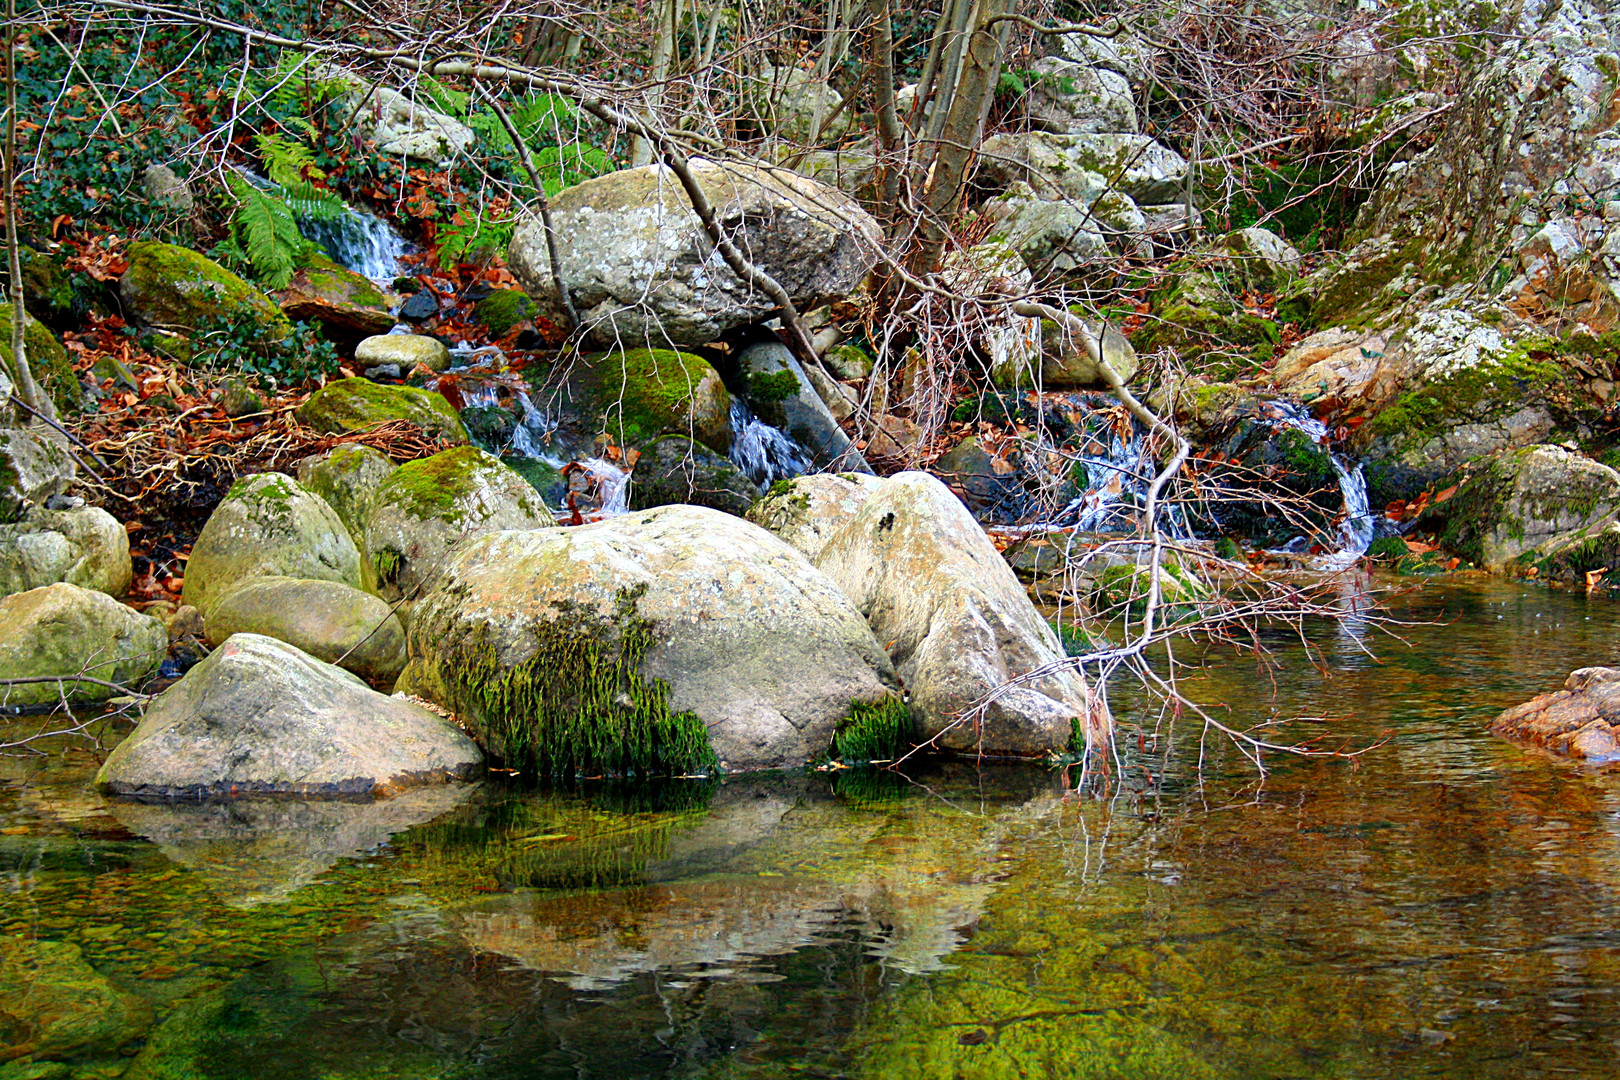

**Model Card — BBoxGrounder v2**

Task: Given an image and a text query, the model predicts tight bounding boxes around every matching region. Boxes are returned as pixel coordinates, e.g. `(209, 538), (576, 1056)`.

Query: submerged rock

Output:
(0, 505), (131, 600)
(362, 445), (551, 606)
(0, 583), (166, 707)
(507, 161), (881, 346)
(806, 473), (1091, 756)
(204, 576), (407, 686)
(182, 472), (363, 616)
(1493, 667), (1620, 761)
(97, 633), (482, 798)
(397, 505), (900, 775)
(0, 937), (153, 1062)
(296, 377), (469, 442)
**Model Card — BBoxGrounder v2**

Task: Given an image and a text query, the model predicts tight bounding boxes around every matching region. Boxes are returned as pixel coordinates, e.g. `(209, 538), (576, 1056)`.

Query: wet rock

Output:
(745, 473), (884, 560)
(1492, 667), (1620, 761)
(118, 241), (291, 344)
(737, 341), (870, 472)
(805, 472), (1091, 755)
(204, 576), (407, 686)
(182, 472), (363, 616)
(296, 442), (399, 551)
(362, 445), (551, 606)
(560, 347), (733, 456)
(1022, 56), (1137, 135)
(354, 332), (450, 373)
(0, 505), (131, 600)
(507, 161), (882, 346)
(627, 434), (760, 517)
(0, 583), (166, 707)
(96, 633), (482, 799)
(397, 505), (900, 774)
(276, 256), (396, 342)
(0, 937), (153, 1062)
(341, 84), (475, 161)
(397, 290), (440, 322)
(296, 377), (469, 442)
(363, 363), (402, 380)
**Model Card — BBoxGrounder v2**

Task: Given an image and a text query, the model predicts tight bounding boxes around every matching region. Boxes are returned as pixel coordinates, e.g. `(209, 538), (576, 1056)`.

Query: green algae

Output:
(830, 696), (914, 764)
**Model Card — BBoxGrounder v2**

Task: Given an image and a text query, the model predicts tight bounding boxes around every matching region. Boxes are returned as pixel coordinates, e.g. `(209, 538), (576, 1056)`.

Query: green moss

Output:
(1366, 536), (1409, 561)
(472, 289), (535, 338)
(745, 368), (801, 405)
(374, 445), (525, 524)
(20, 247), (80, 327)
(1364, 347), (1564, 446)
(0, 303), (79, 415)
(296, 377), (470, 442)
(1213, 536), (1244, 560)
(442, 585), (717, 779)
(576, 347), (731, 454)
(121, 240), (291, 340)
(830, 696), (914, 764)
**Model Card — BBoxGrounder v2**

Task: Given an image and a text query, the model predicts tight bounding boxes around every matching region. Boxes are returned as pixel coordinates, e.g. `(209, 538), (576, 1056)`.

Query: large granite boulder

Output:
(507, 161), (882, 346)
(980, 183), (1109, 276)
(0, 302), (80, 416)
(745, 473), (884, 560)
(0, 583), (167, 707)
(627, 434), (761, 517)
(182, 473), (363, 616)
(362, 445), (551, 605)
(764, 472), (1091, 756)
(204, 576), (407, 686)
(559, 347), (733, 456)
(397, 505), (901, 775)
(1493, 666), (1620, 761)
(97, 633), (481, 798)
(0, 505), (131, 599)
(296, 377), (469, 442)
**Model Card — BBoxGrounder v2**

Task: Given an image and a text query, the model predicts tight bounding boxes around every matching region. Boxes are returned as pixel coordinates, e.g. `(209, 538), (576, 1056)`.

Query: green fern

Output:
(254, 133), (344, 221)
(224, 173), (310, 290)
(264, 54), (352, 123)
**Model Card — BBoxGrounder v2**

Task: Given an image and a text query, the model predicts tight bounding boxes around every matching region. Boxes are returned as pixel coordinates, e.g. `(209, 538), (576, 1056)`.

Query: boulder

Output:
(1420, 445), (1620, 572)
(1492, 666), (1620, 761)
(806, 473), (1091, 755)
(628, 434), (761, 517)
(753, 65), (852, 143)
(204, 576), (407, 686)
(980, 183), (1109, 276)
(980, 131), (1188, 205)
(276, 257), (396, 343)
(507, 161), (882, 346)
(1222, 226), (1302, 286)
(1023, 56), (1137, 135)
(118, 241), (291, 341)
(1041, 317), (1139, 388)
(0, 938), (153, 1062)
(0, 583), (166, 707)
(397, 505), (901, 775)
(745, 473), (884, 560)
(182, 472), (364, 616)
(296, 377), (469, 442)
(362, 445), (551, 605)
(353, 332), (450, 374)
(0, 303), (79, 416)
(96, 633), (482, 798)
(0, 505), (132, 600)
(142, 162), (194, 214)
(296, 442), (399, 548)
(341, 84), (475, 161)
(737, 341), (871, 472)
(561, 347), (733, 455)
(939, 241), (1042, 387)
(0, 418), (74, 524)
(472, 289), (536, 337)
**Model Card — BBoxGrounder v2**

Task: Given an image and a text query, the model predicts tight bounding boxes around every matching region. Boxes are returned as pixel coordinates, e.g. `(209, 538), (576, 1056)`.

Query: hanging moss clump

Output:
(830, 695), (914, 764)
(446, 585), (717, 779)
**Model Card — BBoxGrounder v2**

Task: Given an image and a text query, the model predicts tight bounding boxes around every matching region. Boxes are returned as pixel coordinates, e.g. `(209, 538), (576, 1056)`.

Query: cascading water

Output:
(729, 400), (813, 487)
(1262, 401), (1375, 564)
(301, 209), (409, 282)
(1062, 424), (1194, 539)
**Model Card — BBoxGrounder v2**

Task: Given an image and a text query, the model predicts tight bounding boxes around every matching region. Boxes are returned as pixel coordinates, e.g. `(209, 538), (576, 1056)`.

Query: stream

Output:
(6, 580), (1620, 1077)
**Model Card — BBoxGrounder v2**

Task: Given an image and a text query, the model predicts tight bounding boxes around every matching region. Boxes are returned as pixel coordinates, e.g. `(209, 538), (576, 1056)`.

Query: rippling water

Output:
(5, 580), (1620, 1078)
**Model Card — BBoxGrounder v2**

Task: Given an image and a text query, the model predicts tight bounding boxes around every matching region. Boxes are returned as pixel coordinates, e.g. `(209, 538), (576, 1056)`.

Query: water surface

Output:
(5, 579), (1620, 1078)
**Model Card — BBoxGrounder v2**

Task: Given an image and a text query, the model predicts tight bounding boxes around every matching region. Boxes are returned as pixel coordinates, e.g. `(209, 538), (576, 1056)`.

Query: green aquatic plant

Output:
(831, 696), (915, 764)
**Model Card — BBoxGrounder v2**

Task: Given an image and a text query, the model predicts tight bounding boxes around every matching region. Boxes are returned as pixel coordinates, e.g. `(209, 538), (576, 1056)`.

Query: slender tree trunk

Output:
(2, 0), (51, 422)
(872, 0), (904, 209)
(632, 0), (682, 166)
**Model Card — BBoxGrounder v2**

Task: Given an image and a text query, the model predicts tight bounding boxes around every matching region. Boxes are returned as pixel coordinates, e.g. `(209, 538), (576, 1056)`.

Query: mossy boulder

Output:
(473, 288), (535, 338)
(203, 576), (407, 686)
(1040, 316), (1139, 388)
(182, 472), (364, 616)
(118, 240), (291, 340)
(0, 937), (153, 1063)
(276, 255), (396, 343)
(1129, 266), (1280, 371)
(1419, 445), (1620, 572)
(0, 583), (166, 706)
(746, 473), (885, 560)
(0, 303), (79, 417)
(1193, 416), (1344, 547)
(396, 504), (900, 775)
(0, 505), (132, 600)
(628, 434), (760, 517)
(822, 343), (874, 381)
(296, 377), (469, 442)
(362, 445), (552, 607)
(567, 347), (731, 455)
(1089, 561), (1211, 619)
(295, 442), (399, 553)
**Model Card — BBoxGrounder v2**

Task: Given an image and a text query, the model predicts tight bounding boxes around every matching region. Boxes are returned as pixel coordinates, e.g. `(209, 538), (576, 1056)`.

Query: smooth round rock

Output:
(354, 333), (451, 373)
(204, 576), (407, 686)
(0, 583), (166, 707)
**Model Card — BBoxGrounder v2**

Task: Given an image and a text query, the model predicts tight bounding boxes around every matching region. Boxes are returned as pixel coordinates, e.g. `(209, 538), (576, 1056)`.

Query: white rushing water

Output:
(728, 400), (813, 487)
(1062, 425), (1195, 539)
(1264, 401), (1375, 564)
(300, 208), (410, 282)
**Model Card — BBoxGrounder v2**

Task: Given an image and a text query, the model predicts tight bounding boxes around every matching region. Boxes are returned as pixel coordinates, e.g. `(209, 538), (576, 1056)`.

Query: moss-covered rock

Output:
(628, 434), (760, 517)
(296, 377), (469, 443)
(295, 442), (399, 554)
(182, 472), (364, 616)
(19, 247), (81, 329)
(0, 303), (79, 417)
(118, 240), (291, 341)
(1129, 265), (1280, 372)
(1039, 316), (1138, 388)
(473, 288), (535, 338)
(568, 347), (732, 455)
(0, 582), (167, 706)
(362, 445), (551, 607)
(1088, 561), (1211, 619)
(203, 576), (407, 686)
(276, 255), (395, 342)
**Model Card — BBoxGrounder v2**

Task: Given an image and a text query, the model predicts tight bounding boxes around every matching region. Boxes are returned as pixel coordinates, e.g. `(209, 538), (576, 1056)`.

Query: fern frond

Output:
(225, 173), (301, 290)
(256, 133), (326, 189)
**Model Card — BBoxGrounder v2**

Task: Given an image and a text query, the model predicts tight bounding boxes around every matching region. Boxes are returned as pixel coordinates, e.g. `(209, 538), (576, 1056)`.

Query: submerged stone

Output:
(0, 937), (153, 1063)
(1493, 667), (1620, 761)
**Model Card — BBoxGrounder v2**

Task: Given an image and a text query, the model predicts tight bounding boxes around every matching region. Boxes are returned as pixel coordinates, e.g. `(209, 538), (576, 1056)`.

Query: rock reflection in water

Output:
(107, 783), (479, 907)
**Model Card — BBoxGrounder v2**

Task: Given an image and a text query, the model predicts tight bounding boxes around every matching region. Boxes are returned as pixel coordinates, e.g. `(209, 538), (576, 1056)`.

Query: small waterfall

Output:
(510, 391), (562, 463)
(729, 401), (813, 487)
(1063, 425), (1194, 538)
(562, 457), (631, 520)
(300, 208), (409, 282)
(1264, 402), (1374, 563)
